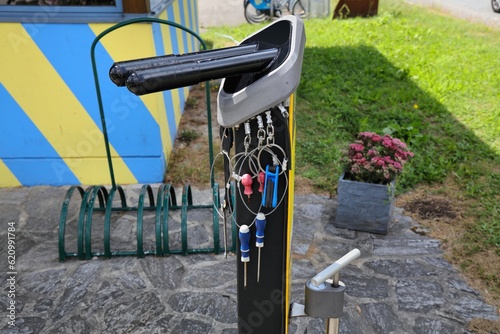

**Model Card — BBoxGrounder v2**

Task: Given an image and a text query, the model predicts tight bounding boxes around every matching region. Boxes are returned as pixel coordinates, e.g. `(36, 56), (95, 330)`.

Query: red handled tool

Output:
(241, 173), (253, 201)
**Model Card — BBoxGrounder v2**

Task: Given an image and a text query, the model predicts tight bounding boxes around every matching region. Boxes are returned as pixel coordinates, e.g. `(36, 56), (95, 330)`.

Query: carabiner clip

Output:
(261, 165), (280, 208)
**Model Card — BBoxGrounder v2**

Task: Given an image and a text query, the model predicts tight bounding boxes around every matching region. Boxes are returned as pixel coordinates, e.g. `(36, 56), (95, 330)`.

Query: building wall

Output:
(0, 0), (199, 187)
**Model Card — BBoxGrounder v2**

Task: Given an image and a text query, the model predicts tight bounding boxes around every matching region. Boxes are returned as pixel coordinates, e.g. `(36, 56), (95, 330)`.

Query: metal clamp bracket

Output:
(290, 249), (361, 333)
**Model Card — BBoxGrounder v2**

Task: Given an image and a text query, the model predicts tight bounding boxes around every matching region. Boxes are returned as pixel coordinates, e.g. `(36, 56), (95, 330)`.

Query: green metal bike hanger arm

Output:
(89, 17), (210, 188)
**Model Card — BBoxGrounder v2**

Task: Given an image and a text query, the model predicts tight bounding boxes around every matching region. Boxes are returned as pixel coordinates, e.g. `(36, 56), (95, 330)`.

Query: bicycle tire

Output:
(290, 0), (306, 19)
(244, 1), (268, 24)
(493, 0), (500, 13)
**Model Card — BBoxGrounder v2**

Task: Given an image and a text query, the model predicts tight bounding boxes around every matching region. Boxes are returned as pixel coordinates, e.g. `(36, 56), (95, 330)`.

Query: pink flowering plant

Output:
(341, 132), (414, 184)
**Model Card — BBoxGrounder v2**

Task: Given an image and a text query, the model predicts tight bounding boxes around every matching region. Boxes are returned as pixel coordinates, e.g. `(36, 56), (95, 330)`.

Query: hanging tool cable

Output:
(220, 127), (234, 258)
(239, 225), (251, 288)
(255, 212), (266, 283)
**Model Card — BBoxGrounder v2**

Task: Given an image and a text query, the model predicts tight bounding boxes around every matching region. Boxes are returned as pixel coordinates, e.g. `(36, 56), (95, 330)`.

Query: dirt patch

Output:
(403, 197), (457, 220)
(468, 317), (500, 334)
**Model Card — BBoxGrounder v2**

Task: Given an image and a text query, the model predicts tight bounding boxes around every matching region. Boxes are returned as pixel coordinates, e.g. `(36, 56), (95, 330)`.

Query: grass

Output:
(177, 129), (201, 144)
(200, 0), (500, 308)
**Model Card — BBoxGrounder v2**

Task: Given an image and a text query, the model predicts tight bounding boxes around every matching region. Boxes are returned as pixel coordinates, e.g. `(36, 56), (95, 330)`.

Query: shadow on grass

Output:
(295, 45), (499, 192)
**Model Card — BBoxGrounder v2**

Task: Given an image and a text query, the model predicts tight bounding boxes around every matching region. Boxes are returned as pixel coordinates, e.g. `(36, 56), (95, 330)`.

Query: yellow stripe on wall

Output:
(172, 0), (189, 123)
(181, 0), (192, 104)
(156, 10), (177, 162)
(183, 0), (193, 53)
(0, 23), (136, 185)
(0, 160), (22, 188)
(159, 11), (174, 55)
(89, 23), (156, 62)
(172, 0), (186, 54)
(183, 0), (198, 114)
(171, 87), (183, 127)
(184, 0), (197, 112)
(156, 94), (173, 164)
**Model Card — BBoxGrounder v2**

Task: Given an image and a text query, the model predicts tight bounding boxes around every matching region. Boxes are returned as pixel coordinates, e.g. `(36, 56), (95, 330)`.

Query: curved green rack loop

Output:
(103, 185), (127, 258)
(58, 186), (84, 262)
(156, 184), (177, 256)
(77, 186), (93, 260)
(84, 186), (109, 260)
(137, 184), (155, 258)
(181, 184), (193, 256)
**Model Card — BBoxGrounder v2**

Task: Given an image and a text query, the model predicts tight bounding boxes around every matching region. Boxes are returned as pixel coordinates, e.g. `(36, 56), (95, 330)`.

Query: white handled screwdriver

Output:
(255, 213), (266, 283)
(239, 225), (250, 288)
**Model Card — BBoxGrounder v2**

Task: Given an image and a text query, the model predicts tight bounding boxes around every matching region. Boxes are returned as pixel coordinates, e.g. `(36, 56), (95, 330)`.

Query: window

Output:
(2, 1), (115, 5)
(0, 0), (169, 22)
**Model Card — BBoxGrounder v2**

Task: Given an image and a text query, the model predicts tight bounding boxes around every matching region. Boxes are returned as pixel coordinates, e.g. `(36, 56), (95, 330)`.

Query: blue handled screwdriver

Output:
(239, 224), (250, 288)
(255, 213), (266, 283)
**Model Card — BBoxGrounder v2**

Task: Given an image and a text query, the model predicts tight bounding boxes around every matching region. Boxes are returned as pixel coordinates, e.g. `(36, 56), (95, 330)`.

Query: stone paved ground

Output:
(0, 186), (498, 333)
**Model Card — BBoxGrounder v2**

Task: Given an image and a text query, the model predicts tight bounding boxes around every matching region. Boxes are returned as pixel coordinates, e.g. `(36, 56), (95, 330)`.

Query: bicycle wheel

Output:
(244, 1), (268, 24)
(493, 0), (500, 13)
(290, 0), (306, 19)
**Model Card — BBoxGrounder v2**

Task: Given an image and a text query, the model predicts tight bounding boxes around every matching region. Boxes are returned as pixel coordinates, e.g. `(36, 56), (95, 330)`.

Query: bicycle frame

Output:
(244, 0), (305, 24)
(246, 0), (289, 11)
(247, 0), (272, 11)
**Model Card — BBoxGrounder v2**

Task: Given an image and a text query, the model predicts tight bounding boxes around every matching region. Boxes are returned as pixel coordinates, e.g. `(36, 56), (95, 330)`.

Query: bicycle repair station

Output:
(2, 1), (499, 333)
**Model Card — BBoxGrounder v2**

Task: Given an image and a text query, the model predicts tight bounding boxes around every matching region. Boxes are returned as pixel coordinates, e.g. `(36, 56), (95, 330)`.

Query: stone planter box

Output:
(334, 173), (395, 234)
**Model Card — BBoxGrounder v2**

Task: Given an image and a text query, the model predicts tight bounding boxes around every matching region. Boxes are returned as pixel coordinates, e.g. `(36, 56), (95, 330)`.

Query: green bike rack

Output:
(58, 18), (235, 262)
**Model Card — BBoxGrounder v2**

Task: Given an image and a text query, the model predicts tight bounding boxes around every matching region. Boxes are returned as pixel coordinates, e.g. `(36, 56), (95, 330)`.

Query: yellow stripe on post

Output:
(0, 160), (22, 188)
(285, 94), (296, 334)
(0, 24), (136, 185)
